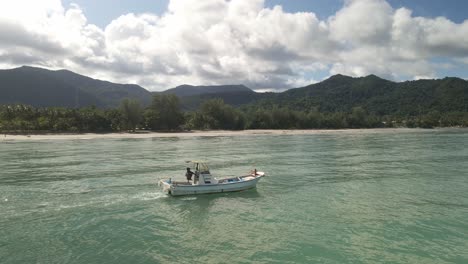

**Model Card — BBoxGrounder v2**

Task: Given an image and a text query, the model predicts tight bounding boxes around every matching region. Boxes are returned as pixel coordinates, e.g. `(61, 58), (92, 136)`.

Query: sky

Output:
(1, 0), (467, 91)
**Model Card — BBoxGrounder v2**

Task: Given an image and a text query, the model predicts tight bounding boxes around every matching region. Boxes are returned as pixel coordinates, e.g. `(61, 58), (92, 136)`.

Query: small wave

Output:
(179, 197), (197, 201)
(49, 189), (92, 195)
(409, 199), (468, 209)
(36, 202), (49, 208)
(131, 192), (167, 201)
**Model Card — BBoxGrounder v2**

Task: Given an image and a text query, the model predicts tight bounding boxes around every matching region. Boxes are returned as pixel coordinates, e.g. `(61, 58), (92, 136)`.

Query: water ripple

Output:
(1, 129), (468, 263)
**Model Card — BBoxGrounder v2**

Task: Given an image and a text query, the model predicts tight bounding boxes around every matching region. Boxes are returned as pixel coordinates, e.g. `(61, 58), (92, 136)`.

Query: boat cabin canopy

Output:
(185, 161), (216, 185)
(186, 161), (210, 174)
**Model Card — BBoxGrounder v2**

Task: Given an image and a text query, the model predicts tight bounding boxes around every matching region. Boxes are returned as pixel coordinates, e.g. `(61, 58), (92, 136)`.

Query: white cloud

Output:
(330, 0), (393, 45)
(0, 0), (467, 91)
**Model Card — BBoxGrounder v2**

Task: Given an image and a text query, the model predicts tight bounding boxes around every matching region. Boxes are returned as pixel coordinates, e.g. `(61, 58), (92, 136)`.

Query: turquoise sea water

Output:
(1, 129), (468, 263)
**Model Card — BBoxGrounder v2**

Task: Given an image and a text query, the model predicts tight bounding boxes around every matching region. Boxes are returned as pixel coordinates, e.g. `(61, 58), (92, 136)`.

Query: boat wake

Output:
(179, 197), (197, 201)
(131, 192), (167, 201)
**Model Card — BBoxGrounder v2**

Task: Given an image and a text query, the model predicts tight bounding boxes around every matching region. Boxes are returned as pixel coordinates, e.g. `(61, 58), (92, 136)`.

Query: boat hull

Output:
(160, 175), (263, 196)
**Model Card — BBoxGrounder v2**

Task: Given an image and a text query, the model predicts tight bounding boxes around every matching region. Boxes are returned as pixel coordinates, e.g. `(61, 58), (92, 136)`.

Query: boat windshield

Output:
(194, 162), (210, 174)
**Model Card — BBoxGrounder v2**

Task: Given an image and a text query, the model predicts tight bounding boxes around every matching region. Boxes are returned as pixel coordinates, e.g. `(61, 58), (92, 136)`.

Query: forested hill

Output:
(0, 66), (151, 108)
(161, 84), (261, 110)
(163, 84), (253, 97)
(155, 74), (468, 114)
(258, 74), (468, 116)
(0, 66), (467, 116)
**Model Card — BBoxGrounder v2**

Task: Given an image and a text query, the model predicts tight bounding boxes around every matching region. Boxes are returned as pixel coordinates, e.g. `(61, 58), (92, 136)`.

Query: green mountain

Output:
(162, 74), (467, 115)
(160, 84), (260, 110)
(0, 66), (151, 108)
(50, 68), (151, 107)
(178, 91), (262, 111)
(163, 84), (253, 97)
(1, 66), (467, 116)
(258, 74), (468, 116)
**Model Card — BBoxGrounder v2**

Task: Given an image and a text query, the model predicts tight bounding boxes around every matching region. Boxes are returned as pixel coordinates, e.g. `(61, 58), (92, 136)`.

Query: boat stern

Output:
(159, 179), (173, 194)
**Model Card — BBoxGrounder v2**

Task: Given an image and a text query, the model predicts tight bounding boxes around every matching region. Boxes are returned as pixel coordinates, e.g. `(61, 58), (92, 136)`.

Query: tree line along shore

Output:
(1, 94), (467, 134)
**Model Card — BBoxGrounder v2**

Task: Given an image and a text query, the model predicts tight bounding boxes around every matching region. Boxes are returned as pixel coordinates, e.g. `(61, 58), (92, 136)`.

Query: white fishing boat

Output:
(159, 161), (265, 196)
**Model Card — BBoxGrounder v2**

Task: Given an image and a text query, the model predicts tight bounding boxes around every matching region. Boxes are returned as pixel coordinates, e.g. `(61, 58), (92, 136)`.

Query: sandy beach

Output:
(0, 128), (444, 141)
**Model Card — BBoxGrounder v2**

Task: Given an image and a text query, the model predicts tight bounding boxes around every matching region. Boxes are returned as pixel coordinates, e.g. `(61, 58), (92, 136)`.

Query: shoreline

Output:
(2, 128), (466, 141)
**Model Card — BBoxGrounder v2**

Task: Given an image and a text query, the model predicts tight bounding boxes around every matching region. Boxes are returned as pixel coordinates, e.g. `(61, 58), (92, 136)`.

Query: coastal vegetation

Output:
(1, 67), (467, 133)
(1, 95), (467, 133)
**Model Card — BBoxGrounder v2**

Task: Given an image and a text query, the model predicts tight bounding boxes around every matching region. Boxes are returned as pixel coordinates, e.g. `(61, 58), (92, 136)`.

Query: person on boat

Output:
(185, 167), (194, 182)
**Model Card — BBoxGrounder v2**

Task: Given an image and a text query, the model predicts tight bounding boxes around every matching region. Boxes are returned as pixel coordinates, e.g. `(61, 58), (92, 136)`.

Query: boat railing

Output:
(171, 181), (193, 186)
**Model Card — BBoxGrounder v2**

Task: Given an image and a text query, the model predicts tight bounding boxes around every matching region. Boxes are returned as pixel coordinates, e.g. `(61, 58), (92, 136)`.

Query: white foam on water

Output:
(180, 197), (197, 201)
(132, 192), (167, 201)
(36, 202), (49, 208)
(48, 189), (92, 195)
